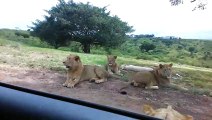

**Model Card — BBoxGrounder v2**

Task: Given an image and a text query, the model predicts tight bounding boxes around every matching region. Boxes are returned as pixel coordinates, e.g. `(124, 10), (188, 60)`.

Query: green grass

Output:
(0, 38), (212, 96)
(173, 68), (212, 88)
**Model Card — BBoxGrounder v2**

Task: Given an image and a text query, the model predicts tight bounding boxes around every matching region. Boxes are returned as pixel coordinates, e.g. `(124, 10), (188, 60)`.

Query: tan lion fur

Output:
(131, 63), (173, 89)
(63, 54), (109, 88)
(143, 104), (193, 120)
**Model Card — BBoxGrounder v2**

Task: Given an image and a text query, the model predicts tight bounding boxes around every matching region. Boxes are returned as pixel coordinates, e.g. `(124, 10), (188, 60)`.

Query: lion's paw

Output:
(62, 83), (68, 87)
(67, 83), (75, 88)
(95, 81), (101, 84)
(95, 79), (104, 84)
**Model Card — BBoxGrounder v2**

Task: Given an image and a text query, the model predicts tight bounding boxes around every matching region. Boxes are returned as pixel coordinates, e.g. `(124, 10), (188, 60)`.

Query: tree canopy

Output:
(169, 0), (207, 11)
(139, 42), (156, 52)
(31, 0), (133, 53)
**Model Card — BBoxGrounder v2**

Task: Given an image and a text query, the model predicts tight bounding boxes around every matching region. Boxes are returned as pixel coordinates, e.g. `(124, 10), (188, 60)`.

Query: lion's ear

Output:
(114, 56), (117, 59)
(169, 63), (173, 67)
(74, 55), (80, 61)
(159, 64), (163, 68)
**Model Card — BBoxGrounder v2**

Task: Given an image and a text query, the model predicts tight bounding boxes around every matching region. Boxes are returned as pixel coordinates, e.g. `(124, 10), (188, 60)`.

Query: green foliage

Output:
(15, 31), (30, 38)
(203, 51), (211, 60)
(0, 38), (9, 46)
(177, 45), (183, 50)
(188, 46), (196, 56)
(107, 38), (212, 68)
(91, 46), (107, 55)
(31, 0), (133, 53)
(139, 41), (156, 52)
(0, 29), (52, 48)
(58, 41), (82, 52)
(160, 39), (174, 47)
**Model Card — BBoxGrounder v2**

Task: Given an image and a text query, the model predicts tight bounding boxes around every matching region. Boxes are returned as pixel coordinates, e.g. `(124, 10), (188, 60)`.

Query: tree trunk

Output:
(82, 43), (91, 53)
(120, 65), (153, 72)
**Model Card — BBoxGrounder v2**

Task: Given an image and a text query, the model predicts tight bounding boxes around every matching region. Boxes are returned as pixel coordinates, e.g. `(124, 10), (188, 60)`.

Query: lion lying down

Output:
(143, 104), (193, 120)
(63, 54), (109, 88)
(131, 63), (173, 89)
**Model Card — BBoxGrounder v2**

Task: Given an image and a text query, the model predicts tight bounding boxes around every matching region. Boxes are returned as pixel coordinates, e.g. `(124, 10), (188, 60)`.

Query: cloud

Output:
(0, 0), (58, 29)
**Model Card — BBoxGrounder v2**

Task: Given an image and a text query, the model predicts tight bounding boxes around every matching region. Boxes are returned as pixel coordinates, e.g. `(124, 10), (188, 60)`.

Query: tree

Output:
(161, 39), (174, 47)
(133, 34), (155, 39)
(31, 16), (70, 49)
(203, 51), (211, 60)
(139, 42), (156, 52)
(169, 0), (207, 11)
(177, 45), (183, 50)
(31, 0), (133, 53)
(188, 46), (196, 56)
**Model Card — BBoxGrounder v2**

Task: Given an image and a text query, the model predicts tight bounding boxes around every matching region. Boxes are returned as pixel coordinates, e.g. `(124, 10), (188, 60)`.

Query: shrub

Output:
(15, 31), (30, 38)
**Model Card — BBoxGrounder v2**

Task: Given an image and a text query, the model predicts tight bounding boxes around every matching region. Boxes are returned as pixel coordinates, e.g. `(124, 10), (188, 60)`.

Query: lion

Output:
(62, 54), (109, 88)
(130, 63), (173, 89)
(105, 55), (120, 74)
(143, 104), (193, 120)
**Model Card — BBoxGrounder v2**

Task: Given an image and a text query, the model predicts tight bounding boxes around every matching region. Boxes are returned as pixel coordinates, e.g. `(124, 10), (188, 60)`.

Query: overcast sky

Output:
(0, 0), (211, 39)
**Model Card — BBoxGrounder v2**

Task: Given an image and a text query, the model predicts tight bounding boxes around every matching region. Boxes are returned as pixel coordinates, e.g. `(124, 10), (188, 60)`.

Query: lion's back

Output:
(132, 70), (156, 85)
(81, 65), (107, 80)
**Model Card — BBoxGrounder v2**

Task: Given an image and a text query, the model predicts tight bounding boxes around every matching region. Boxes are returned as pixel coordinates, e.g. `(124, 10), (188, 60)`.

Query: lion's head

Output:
(107, 55), (117, 66)
(157, 63), (173, 79)
(63, 54), (81, 70)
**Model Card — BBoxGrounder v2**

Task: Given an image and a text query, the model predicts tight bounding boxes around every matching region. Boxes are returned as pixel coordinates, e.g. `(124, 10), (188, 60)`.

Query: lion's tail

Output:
(106, 72), (131, 94)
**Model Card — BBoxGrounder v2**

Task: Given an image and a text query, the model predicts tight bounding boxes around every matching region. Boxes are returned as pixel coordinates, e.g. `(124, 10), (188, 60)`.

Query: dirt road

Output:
(0, 65), (211, 120)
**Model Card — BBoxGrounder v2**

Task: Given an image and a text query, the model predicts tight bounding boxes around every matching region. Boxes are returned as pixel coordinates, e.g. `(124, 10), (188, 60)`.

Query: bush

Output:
(69, 41), (82, 52)
(15, 31), (30, 38)
(136, 54), (154, 60)
(58, 42), (82, 52)
(139, 42), (156, 52)
(0, 29), (51, 48)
